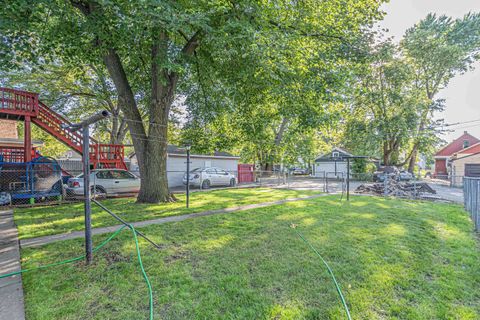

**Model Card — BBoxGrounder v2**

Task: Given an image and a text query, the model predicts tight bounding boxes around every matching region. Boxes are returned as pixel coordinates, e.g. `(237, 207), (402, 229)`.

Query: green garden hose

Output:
(291, 225), (352, 320)
(0, 224), (154, 320)
(129, 224), (154, 320)
(0, 225), (126, 279)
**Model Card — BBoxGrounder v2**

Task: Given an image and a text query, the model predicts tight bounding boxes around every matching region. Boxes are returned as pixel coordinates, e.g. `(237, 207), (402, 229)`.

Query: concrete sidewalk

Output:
(0, 210), (25, 320)
(21, 193), (328, 248)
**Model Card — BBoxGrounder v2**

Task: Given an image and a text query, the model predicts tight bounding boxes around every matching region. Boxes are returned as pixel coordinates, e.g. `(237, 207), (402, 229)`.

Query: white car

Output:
(182, 167), (237, 189)
(66, 169), (140, 197)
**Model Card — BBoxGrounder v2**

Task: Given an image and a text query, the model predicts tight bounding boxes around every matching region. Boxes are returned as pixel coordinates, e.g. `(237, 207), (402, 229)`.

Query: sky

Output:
(378, 0), (480, 142)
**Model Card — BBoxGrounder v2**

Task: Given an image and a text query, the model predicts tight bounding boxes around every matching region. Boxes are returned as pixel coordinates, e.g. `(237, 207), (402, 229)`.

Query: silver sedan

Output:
(66, 169), (140, 197)
(183, 167), (237, 189)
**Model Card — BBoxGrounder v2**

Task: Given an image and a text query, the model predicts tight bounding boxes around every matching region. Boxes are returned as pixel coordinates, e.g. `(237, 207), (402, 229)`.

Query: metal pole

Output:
(82, 126), (93, 264)
(92, 199), (162, 249)
(346, 158), (350, 201)
(186, 147), (190, 208)
(63, 110), (109, 265)
(384, 174), (388, 197)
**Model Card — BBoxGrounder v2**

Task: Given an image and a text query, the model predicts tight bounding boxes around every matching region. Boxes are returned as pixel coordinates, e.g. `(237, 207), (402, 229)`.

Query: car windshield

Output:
(190, 168), (202, 173)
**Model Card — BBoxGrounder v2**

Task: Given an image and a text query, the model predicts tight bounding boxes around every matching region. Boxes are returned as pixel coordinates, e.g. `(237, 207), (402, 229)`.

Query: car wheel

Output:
(201, 180), (210, 189)
(91, 186), (107, 199)
(229, 178), (236, 187)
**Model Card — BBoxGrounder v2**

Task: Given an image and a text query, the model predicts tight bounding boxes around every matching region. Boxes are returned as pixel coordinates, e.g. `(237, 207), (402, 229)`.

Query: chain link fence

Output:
(0, 159), (64, 206)
(1, 165), (380, 207)
(463, 177), (479, 232)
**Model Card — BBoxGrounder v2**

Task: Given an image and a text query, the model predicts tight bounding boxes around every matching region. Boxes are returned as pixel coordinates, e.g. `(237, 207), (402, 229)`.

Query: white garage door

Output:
(315, 161), (347, 178)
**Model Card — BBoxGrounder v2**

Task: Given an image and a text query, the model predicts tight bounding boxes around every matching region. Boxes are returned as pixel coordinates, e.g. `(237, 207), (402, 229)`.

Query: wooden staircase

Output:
(0, 87), (127, 169)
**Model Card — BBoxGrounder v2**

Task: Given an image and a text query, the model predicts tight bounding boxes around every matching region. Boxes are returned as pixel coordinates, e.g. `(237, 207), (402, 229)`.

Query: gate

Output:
(238, 164), (254, 183)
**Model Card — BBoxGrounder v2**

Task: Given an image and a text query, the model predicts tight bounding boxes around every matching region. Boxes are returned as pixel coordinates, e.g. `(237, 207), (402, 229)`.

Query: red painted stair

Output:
(0, 87), (127, 170)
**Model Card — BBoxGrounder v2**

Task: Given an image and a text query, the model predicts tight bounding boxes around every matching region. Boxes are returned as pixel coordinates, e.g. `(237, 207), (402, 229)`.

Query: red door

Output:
(238, 164), (254, 183)
(435, 159), (447, 178)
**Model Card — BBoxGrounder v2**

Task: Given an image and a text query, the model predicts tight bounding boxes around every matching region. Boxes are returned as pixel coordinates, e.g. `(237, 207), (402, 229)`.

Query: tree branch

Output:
(181, 30), (201, 56)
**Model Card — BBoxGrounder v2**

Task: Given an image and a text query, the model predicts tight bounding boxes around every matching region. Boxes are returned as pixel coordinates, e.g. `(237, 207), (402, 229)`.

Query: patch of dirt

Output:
(164, 249), (189, 264)
(104, 250), (131, 265)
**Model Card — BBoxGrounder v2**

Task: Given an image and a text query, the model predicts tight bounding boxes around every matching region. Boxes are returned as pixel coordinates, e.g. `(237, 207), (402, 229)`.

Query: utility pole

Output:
(64, 110), (109, 264)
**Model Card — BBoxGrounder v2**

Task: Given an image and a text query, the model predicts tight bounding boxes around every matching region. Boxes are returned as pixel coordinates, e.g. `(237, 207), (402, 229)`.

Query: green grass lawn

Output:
(15, 188), (320, 239)
(20, 195), (480, 319)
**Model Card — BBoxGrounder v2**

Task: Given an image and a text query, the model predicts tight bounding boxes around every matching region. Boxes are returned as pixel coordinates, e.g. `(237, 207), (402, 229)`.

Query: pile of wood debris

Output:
(355, 179), (436, 198)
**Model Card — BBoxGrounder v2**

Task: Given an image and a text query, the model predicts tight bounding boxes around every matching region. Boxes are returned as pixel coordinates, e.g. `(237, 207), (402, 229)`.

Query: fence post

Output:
(413, 177), (417, 199)
(470, 179), (474, 220)
(475, 180), (479, 231)
(384, 175), (388, 197)
(323, 171), (326, 193)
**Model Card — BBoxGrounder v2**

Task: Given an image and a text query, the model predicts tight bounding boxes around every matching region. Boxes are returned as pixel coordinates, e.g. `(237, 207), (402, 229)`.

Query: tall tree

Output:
(401, 13), (480, 171)
(344, 41), (423, 165)
(1, 0), (384, 202)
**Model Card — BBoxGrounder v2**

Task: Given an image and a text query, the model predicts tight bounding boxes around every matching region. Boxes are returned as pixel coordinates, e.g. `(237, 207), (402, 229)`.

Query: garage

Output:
(128, 145), (240, 187)
(465, 163), (480, 177)
(314, 147), (352, 178)
(450, 152), (480, 186)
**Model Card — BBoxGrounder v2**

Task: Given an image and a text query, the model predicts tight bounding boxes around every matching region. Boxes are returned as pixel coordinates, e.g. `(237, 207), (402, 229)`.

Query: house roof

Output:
(452, 150), (480, 162)
(454, 141), (480, 156)
(129, 145), (239, 159)
(315, 147), (353, 162)
(435, 131), (480, 157)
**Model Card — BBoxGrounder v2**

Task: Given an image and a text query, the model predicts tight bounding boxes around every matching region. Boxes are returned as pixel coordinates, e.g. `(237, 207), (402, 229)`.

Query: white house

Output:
(313, 147), (352, 178)
(129, 145), (240, 187)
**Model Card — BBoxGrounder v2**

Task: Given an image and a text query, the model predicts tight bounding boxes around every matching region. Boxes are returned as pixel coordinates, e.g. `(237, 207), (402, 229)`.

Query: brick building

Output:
(434, 131), (480, 179)
(0, 120), (43, 162)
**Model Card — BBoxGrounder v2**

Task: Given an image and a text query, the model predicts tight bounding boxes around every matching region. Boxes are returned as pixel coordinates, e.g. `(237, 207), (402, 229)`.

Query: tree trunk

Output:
(264, 118), (288, 172)
(103, 48), (174, 203)
(407, 147), (417, 173)
(71, 2), (189, 203)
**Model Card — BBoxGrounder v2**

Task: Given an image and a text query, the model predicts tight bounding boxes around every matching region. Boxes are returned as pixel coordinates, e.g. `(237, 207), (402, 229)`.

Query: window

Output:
(217, 169), (228, 175)
(463, 140), (470, 149)
(96, 171), (113, 179)
(332, 151), (340, 158)
(206, 168), (216, 174)
(111, 170), (135, 179)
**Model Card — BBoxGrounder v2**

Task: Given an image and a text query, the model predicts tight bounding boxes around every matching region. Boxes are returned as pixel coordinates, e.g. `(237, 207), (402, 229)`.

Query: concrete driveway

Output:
(426, 180), (464, 203)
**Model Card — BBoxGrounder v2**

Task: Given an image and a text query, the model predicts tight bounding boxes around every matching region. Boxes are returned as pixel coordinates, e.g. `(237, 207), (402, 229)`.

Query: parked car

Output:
(182, 167), (236, 189)
(374, 166), (415, 182)
(66, 169), (140, 198)
(290, 168), (308, 175)
(373, 166), (398, 182)
(398, 170), (414, 181)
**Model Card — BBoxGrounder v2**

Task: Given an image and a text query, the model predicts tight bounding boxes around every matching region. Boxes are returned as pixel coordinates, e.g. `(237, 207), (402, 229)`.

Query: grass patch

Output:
(20, 196), (480, 319)
(14, 188), (320, 239)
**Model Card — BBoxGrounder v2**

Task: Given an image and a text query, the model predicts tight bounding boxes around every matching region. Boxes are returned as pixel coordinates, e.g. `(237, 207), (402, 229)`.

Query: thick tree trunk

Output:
(71, 2), (188, 203)
(383, 142), (390, 166)
(103, 48), (174, 203)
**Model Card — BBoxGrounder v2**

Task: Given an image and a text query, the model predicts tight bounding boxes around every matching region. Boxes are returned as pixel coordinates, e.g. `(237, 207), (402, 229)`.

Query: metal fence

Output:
(463, 177), (479, 232)
(1, 166), (383, 207)
(0, 160), (64, 206)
